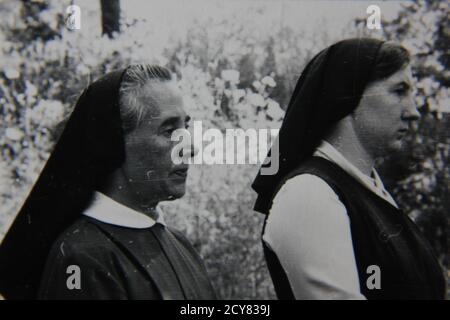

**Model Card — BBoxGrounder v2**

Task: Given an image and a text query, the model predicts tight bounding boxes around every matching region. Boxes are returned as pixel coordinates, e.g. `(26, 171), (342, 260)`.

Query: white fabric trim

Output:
(264, 174), (366, 300)
(83, 191), (165, 229)
(314, 140), (398, 208)
(262, 140), (400, 299)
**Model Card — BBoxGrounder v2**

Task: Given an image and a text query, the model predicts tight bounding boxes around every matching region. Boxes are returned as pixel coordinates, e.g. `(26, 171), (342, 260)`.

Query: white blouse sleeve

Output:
(263, 174), (366, 300)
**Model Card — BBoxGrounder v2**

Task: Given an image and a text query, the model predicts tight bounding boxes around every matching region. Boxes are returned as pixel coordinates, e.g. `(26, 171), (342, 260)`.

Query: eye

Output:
(162, 126), (177, 137)
(392, 83), (411, 97)
(393, 88), (408, 96)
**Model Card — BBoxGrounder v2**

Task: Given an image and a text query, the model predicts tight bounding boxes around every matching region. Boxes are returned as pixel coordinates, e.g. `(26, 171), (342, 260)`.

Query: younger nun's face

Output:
(351, 65), (420, 158)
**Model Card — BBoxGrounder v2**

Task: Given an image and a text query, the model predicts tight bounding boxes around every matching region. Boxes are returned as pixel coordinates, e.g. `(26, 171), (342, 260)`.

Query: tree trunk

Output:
(100, 0), (120, 38)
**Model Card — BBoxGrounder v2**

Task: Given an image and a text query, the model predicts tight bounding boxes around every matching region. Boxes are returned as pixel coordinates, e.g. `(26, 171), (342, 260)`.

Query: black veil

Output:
(0, 68), (128, 299)
(252, 38), (385, 214)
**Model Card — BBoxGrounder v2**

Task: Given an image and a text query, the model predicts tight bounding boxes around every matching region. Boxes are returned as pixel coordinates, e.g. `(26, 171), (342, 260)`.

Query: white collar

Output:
(314, 140), (399, 208)
(83, 191), (166, 229)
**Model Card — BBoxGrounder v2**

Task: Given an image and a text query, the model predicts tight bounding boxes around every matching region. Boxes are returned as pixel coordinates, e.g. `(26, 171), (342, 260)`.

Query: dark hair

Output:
(367, 42), (410, 84)
(119, 64), (173, 134)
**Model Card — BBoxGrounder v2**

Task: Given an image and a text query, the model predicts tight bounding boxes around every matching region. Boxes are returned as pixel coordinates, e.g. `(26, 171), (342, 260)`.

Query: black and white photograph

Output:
(0, 0), (448, 306)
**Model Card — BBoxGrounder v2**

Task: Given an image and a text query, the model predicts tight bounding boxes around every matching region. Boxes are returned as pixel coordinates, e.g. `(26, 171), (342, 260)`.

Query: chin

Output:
(388, 140), (404, 153)
(165, 184), (186, 200)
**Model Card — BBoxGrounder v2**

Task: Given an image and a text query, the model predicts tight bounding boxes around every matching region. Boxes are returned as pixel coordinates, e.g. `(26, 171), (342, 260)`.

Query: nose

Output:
(179, 139), (199, 159)
(401, 99), (420, 122)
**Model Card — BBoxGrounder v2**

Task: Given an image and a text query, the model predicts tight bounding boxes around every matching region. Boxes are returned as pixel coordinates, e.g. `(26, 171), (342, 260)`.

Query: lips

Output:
(171, 167), (188, 179)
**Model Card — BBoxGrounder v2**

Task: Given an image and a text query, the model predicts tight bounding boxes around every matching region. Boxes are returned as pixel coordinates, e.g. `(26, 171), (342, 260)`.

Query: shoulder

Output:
(39, 218), (130, 300)
(265, 174), (348, 243)
(272, 173), (342, 207)
(48, 217), (117, 262)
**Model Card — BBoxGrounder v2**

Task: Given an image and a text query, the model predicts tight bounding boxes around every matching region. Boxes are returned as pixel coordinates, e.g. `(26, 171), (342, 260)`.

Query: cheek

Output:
(358, 94), (399, 131)
(151, 138), (178, 165)
(125, 139), (173, 175)
(378, 96), (404, 129)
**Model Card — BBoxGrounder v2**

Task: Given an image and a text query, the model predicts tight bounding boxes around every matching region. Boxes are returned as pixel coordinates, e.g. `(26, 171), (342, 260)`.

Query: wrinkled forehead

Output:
(140, 80), (185, 117)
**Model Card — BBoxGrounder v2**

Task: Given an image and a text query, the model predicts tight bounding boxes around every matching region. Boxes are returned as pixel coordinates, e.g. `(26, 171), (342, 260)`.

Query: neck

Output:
(326, 119), (375, 176)
(98, 169), (160, 221)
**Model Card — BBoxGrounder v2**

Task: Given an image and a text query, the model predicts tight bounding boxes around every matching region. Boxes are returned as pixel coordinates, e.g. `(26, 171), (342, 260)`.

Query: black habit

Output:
(0, 67), (216, 300)
(252, 38), (446, 300)
(38, 216), (216, 300)
(263, 157), (446, 300)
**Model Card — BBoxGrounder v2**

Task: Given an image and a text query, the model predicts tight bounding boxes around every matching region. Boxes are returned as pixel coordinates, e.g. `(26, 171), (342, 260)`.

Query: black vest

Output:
(263, 157), (446, 300)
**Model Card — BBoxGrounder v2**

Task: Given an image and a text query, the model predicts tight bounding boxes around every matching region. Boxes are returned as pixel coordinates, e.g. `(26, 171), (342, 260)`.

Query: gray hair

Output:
(119, 64), (173, 134)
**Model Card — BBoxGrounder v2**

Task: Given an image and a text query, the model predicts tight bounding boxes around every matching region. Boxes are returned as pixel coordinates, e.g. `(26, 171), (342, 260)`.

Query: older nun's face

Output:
(121, 81), (195, 204)
(351, 65), (420, 158)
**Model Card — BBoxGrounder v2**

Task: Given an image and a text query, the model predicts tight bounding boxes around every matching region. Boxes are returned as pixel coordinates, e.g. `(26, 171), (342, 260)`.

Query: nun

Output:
(0, 65), (217, 300)
(252, 38), (446, 300)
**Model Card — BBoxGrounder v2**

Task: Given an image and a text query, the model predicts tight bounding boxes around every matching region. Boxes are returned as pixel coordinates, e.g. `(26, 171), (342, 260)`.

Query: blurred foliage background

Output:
(0, 0), (448, 299)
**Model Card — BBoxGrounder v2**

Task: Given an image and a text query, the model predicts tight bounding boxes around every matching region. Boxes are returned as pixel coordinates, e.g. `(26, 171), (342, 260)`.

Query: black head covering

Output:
(252, 38), (385, 214)
(0, 68), (128, 299)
